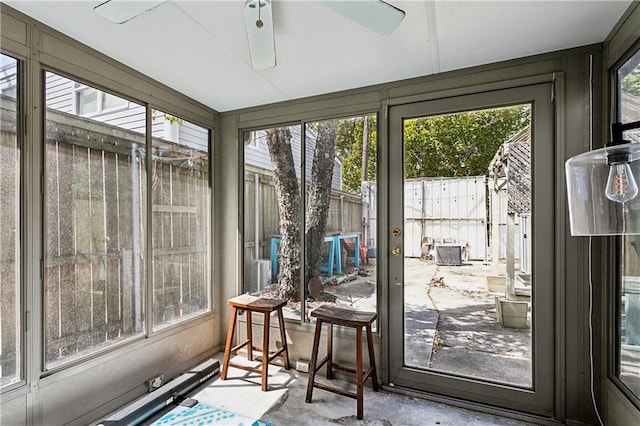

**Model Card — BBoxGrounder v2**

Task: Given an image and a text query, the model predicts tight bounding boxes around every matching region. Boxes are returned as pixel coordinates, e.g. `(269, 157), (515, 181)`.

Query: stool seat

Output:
(305, 304), (378, 420)
(221, 295), (290, 391)
(227, 294), (287, 312)
(310, 304), (376, 326)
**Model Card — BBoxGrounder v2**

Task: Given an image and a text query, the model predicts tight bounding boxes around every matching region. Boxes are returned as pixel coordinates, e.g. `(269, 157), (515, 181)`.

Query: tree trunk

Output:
(265, 128), (301, 301)
(361, 116), (370, 182)
(305, 121), (338, 291)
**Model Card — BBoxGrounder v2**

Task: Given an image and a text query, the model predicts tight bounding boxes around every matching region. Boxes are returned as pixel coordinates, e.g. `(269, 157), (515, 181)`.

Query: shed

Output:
(488, 126), (532, 297)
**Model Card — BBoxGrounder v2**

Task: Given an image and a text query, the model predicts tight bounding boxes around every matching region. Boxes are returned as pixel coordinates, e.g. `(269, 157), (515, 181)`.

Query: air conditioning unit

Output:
(435, 244), (462, 266)
(255, 259), (271, 291)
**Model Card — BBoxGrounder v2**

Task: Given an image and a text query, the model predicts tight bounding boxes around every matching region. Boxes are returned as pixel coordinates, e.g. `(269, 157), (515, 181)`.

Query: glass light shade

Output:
(566, 142), (640, 235)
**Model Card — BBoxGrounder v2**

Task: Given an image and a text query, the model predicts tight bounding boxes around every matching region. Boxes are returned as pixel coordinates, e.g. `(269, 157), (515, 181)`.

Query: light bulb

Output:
(605, 162), (639, 203)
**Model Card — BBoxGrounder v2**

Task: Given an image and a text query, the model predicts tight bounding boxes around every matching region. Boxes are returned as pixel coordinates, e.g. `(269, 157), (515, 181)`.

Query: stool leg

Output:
(306, 319), (323, 403)
(246, 310), (253, 361)
(366, 323), (379, 391)
(326, 323), (333, 380)
(356, 326), (364, 420)
(261, 311), (270, 391)
(277, 308), (290, 370)
(221, 306), (238, 380)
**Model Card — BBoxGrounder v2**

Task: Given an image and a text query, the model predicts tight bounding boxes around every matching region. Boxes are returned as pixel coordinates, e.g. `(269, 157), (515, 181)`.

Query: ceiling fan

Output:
(94, 0), (405, 70)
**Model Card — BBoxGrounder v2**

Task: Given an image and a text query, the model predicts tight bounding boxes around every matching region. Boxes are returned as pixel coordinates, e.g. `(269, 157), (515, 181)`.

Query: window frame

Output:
(150, 108), (212, 332)
(41, 68), (215, 372)
(612, 39), (640, 409)
(240, 113), (380, 325)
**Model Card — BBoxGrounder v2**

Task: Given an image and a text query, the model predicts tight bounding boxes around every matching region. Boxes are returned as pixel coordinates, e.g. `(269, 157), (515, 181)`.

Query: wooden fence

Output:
(43, 108), (209, 366)
(243, 168), (363, 293)
(1, 101), (19, 380)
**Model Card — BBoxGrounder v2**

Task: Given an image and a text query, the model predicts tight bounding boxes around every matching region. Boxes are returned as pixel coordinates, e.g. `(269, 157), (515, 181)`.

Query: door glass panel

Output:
(617, 47), (640, 401)
(402, 105), (533, 387)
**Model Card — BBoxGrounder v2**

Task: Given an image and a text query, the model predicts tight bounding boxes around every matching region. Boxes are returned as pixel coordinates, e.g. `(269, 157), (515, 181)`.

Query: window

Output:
(243, 131), (259, 149)
(242, 115), (378, 322)
(0, 53), (20, 388)
(617, 48), (640, 402)
(0, 58), (17, 98)
(243, 125), (302, 317)
(45, 72), (147, 367)
(151, 110), (210, 330)
(44, 73), (212, 367)
(74, 83), (127, 116)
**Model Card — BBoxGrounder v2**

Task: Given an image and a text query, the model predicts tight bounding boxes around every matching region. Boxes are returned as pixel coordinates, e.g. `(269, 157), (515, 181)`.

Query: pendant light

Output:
(566, 121), (640, 235)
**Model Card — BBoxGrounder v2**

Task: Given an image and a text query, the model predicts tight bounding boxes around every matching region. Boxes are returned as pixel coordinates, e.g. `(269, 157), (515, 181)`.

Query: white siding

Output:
(96, 105), (146, 133)
(244, 126), (342, 190)
(179, 120), (208, 150)
(151, 112), (209, 151)
(41, 76), (210, 147)
(45, 72), (74, 113)
(0, 62), (17, 92)
(332, 157), (343, 190)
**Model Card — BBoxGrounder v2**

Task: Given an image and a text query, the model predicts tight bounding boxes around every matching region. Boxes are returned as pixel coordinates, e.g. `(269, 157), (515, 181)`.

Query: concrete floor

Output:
(187, 354), (535, 426)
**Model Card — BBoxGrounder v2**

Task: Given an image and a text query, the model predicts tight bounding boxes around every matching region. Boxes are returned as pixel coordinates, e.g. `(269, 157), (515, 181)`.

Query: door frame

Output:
(387, 83), (555, 416)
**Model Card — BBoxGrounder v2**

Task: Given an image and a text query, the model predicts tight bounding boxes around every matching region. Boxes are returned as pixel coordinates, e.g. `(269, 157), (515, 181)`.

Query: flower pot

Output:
(495, 296), (529, 329)
(486, 275), (506, 293)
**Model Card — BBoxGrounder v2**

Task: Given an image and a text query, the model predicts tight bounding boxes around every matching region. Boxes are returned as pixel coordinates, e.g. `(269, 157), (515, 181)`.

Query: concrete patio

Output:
(180, 355), (536, 426)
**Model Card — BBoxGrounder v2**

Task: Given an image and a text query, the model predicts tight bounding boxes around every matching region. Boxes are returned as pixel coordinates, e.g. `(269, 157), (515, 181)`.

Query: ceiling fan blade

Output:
(94, 0), (168, 24)
(243, 0), (276, 69)
(313, 0), (405, 35)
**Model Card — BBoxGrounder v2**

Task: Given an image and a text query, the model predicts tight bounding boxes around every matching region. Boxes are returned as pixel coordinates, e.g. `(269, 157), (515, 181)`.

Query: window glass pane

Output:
(0, 53), (20, 387)
(151, 110), (211, 330)
(243, 126), (302, 319)
(241, 117), (378, 322)
(618, 49), (640, 401)
(402, 105), (532, 386)
(45, 72), (146, 368)
(304, 116), (378, 321)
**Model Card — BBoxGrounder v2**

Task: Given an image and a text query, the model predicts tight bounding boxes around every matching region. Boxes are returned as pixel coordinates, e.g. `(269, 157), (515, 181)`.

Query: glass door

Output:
(388, 84), (555, 416)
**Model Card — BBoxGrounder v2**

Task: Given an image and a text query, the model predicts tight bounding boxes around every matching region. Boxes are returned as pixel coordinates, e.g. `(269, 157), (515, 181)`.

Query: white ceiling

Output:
(4, 1), (633, 112)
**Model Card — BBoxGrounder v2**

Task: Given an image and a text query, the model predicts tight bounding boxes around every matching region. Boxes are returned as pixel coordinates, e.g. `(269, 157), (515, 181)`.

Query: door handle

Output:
(391, 246), (401, 256)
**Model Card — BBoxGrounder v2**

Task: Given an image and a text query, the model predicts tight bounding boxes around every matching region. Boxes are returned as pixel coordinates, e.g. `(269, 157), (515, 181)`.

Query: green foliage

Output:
(164, 115), (184, 126)
(403, 105), (530, 178)
(152, 111), (184, 126)
(621, 72), (640, 97)
(333, 107), (529, 191)
(335, 115), (377, 193)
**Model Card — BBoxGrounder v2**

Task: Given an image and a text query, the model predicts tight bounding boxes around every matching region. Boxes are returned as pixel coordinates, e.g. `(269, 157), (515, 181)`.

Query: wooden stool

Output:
(221, 294), (290, 391)
(305, 305), (378, 420)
